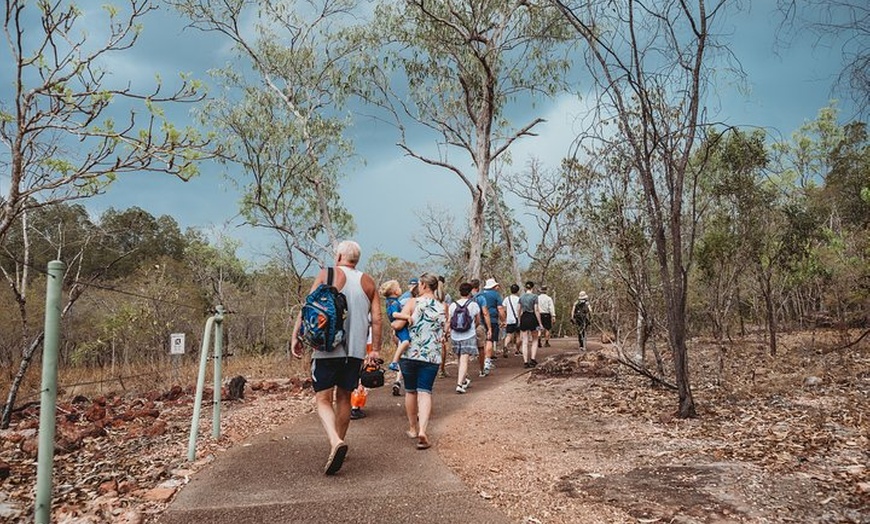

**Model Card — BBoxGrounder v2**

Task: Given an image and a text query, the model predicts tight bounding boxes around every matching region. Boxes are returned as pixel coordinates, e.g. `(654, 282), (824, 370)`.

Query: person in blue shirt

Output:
(477, 278), (505, 375)
(469, 279), (491, 377)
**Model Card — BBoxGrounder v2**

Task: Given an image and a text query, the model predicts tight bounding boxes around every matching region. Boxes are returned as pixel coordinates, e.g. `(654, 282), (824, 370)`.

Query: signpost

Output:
(170, 333), (185, 383)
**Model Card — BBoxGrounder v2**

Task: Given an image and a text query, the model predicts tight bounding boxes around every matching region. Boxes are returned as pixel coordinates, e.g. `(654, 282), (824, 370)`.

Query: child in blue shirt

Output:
(380, 280), (412, 396)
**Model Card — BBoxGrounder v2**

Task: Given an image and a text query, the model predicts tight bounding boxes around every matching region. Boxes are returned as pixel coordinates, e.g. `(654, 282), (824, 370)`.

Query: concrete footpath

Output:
(158, 341), (565, 524)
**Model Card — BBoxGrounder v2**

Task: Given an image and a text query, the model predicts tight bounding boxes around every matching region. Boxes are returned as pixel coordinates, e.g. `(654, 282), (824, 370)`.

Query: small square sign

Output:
(170, 333), (186, 355)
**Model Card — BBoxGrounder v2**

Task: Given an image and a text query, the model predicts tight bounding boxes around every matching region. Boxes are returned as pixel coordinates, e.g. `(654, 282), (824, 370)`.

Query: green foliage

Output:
(0, 0), (217, 246)
(175, 0), (357, 263)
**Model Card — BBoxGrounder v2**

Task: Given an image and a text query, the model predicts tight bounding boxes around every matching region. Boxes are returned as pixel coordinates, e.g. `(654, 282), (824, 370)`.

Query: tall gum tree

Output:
(0, 0), (215, 428)
(169, 0), (358, 264)
(547, 0), (738, 418)
(0, 0), (216, 245)
(356, 0), (571, 279)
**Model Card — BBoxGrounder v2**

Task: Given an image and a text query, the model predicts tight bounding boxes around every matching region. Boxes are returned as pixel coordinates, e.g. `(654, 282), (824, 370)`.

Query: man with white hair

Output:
(292, 240), (382, 475)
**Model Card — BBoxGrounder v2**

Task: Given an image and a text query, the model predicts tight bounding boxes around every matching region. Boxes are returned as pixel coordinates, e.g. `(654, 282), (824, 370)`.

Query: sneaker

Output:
(502, 349), (509, 358)
(523, 361), (531, 368)
(514, 349), (522, 356)
(439, 369), (449, 378)
(350, 408), (366, 420)
(388, 361), (400, 372)
(530, 359), (538, 367)
(484, 358), (494, 371)
(544, 341), (551, 347)
(461, 377), (471, 389)
(478, 370), (489, 377)
(392, 381), (401, 396)
(455, 384), (466, 394)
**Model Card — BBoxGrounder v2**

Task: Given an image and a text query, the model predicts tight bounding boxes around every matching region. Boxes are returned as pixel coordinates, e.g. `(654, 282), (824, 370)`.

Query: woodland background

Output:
(1, 0), (868, 426)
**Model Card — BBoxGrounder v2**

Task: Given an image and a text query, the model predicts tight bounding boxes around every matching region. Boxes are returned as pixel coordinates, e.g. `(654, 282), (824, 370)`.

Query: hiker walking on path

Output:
(502, 284), (521, 357)
(391, 273), (445, 450)
(537, 286), (555, 348)
(436, 275), (452, 378)
(478, 278), (504, 372)
(446, 282), (481, 394)
(518, 281), (544, 368)
(469, 279), (492, 377)
(571, 291), (592, 351)
(291, 240), (382, 475)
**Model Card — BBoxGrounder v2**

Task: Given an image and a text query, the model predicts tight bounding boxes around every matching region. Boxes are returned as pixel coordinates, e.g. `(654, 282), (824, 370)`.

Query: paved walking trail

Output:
(158, 340), (569, 524)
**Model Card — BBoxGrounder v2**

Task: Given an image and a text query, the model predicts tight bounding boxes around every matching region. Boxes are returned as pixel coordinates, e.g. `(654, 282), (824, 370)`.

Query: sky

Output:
(5, 2), (862, 270)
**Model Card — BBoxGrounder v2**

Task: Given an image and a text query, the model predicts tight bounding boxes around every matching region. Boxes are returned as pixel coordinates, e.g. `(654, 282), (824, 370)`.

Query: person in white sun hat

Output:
(571, 291), (592, 350)
(477, 277), (504, 374)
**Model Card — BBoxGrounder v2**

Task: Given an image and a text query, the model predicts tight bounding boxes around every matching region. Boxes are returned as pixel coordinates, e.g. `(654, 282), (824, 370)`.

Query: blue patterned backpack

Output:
(299, 267), (347, 352)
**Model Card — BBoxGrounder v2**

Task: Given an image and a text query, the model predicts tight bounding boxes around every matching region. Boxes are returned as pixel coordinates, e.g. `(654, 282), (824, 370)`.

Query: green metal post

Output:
(35, 260), (65, 524)
(211, 306), (224, 439)
(187, 315), (215, 462)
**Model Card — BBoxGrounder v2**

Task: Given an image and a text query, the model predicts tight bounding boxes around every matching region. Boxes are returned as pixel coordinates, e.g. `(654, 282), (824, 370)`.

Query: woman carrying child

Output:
(390, 273), (445, 450)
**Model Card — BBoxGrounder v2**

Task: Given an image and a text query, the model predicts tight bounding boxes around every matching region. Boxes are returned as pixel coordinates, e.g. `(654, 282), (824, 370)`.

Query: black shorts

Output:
(519, 311), (539, 332)
(488, 320), (500, 342)
(311, 357), (363, 393)
(540, 313), (552, 330)
(505, 323), (519, 334)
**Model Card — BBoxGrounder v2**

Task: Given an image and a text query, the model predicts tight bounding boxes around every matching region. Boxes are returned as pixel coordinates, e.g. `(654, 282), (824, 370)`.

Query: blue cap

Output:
(409, 277), (419, 285)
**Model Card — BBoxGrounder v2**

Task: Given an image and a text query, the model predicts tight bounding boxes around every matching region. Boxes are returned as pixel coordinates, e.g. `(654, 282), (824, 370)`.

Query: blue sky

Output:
(10, 2), (860, 269)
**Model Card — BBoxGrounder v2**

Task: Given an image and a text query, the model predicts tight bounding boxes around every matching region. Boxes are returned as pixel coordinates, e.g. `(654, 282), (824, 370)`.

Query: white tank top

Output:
(315, 266), (370, 360)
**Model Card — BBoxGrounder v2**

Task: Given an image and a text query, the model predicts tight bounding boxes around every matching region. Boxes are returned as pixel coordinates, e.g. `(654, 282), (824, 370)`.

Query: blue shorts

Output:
(395, 327), (410, 343)
(451, 337), (479, 357)
(311, 357), (363, 393)
(399, 359), (439, 394)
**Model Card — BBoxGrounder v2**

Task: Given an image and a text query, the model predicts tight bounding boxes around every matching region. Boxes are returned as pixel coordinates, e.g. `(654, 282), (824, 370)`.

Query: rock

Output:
(118, 479), (138, 494)
(163, 385), (184, 401)
(20, 437), (38, 458)
(115, 510), (143, 524)
(803, 375), (822, 387)
(84, 404), (106, 422)
(0, 499), (23, 521)
(142, 487), (176, 502)
(132, 409), (160, 420)
(98, 479), (118, 494)
(228, 375), (246, 400)
(144, 420), (167, 437)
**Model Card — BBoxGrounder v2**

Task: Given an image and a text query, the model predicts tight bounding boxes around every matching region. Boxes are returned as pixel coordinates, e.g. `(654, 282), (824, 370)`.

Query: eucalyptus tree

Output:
(489, 165), (527, 289)
(564, 142), (665, 373)
(694, 129), (770, 349)
(358, 0), (571, 279)
(504, 157), (583, 286)
(765, 106), (869, 334)
(0, 0), (215, 245)
(169, 0), (359, 264)
(546, 0), (738, 418)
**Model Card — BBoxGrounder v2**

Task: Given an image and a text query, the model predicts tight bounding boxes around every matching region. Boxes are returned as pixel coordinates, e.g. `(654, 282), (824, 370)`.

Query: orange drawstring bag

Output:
(350, 385), (368, 409)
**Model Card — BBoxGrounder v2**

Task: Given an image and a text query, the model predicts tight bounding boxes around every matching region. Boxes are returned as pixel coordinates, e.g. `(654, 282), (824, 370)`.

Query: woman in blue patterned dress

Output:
(392, 272), (445, 450)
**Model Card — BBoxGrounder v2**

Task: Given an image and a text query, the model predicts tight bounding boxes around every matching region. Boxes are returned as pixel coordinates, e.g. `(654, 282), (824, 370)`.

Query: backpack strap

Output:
(508, 296), (518, 321)
(326, 266), (334, 287)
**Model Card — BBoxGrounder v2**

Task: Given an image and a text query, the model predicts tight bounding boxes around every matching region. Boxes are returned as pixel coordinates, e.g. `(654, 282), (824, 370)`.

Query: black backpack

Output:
(573, 301), (589, 328)
(299, 267), (347, 352)
(450, 300), (473, 332)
